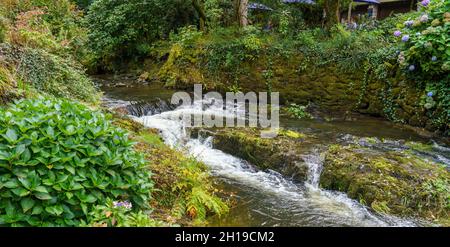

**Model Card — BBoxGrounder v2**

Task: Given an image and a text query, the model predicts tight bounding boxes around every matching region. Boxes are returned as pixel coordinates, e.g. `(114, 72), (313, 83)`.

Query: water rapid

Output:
(134, 99), (418, 227)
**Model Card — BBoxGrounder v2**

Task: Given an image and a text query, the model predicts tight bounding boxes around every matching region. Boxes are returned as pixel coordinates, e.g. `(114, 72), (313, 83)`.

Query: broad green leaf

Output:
(46, 127), (55, 138)
(3, 129), (18, 143)
(3, 180), (19, 189)
(80, 203), (88, 215)
(20, 198), (35, 213)
(82, 194), (97, 204)
(12, 187), (30, 197)
(34, 186), (48, 193)
(21, 148), (31, 162)
(65, 192), (73, 200)
(65, 125), (76, 135)
(14, 144), (26, 156)
(65, 166), (75, 175)
(34, 192), (52, 200)
(18, 177), (31, 190)
(45, 205), (64, 216)
(0, 150), (11, 161)
(31, 205), (43, 215)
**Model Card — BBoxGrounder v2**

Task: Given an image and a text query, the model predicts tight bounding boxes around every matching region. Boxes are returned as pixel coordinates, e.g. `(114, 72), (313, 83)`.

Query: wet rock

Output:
(114, 82), (127, 87)
(138, 72), (150, 83)
(193, 128), (317, 182)
(320, 144), (450, 224)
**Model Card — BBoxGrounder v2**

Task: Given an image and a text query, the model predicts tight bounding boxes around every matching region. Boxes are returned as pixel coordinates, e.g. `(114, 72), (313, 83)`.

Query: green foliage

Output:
(85, 0), (195, 69)
(171, 158), (228, 222)
(1, 0), (88, 59)
(278, 10), (291, 36)
(0, 0), (98, 105)
(203, 27), (265, 75)
(298, 24), (389, 73)
(170, 26), (203, 47)
(0, 98), (153, 226)
(86, 198), (167, 227)
(286, 103), (312, 120)
(393, 0), (449, 77)
(0, 44), (99, 103)
(73, 0), (94, 10)
(391, 0), (449, 132)
(0, 64), (25, 105)
(204, 0), (223, 29)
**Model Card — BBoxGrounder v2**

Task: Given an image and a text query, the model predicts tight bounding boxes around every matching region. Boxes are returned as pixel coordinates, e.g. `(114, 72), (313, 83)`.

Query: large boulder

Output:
(194, 128), (316, 182)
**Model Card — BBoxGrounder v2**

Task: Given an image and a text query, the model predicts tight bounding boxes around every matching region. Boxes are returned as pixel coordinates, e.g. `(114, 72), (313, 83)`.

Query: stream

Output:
(98, 77), (450, 227)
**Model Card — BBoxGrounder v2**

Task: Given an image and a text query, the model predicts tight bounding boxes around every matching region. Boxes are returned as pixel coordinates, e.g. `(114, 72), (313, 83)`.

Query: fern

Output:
(186, 187), (229, 220)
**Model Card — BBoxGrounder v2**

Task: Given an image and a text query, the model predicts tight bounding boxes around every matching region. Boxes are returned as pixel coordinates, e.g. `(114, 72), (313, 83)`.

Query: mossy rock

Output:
(320, 144), (450, 224)
(194, 127), (316, 182)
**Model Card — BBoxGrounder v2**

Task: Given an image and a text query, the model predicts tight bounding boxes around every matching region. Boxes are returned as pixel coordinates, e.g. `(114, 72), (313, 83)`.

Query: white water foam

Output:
(136, 99), (417, 227)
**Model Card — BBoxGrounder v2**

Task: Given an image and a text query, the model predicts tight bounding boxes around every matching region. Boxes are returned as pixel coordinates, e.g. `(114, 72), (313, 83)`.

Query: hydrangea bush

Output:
(393, 0), (449, 132)
(394, 0), (449, 76)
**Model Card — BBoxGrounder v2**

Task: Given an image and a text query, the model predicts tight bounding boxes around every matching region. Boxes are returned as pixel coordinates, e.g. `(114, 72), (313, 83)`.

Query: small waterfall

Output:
(135, 99), (417, 227)
(302, 150), (324, 188)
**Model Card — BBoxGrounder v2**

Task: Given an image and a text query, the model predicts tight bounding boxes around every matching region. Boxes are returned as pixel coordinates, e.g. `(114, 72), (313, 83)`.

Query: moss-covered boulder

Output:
(195, 128), (317, 182)
(320, 144), (450, 224)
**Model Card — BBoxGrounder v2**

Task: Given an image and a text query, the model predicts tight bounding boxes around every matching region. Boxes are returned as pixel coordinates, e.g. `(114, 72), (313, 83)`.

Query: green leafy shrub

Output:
(0, 98), (153, 226)
(169, 25), (203, 47)
(1, 0), (88, 60)
(85, 0), (195, 69)
(204, 0), (223, 30)
(203, 27), (264, 74)
(86, 198), (167, 227)
(277, 10), (292, 36)
(391, 0), (449, 133)
(285, 103), (312, 119)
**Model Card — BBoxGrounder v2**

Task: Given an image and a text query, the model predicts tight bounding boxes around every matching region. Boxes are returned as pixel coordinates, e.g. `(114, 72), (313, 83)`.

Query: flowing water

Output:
(99, 78), (449, 227)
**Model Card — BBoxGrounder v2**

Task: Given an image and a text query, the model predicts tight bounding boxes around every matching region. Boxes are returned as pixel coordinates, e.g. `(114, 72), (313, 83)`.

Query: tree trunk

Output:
(335, 0), (341, 23)
(347, 1), (352, 23)
(323, 0), (340, 28)
(192, 0), (206, 31)
(236, 0), (248, 27)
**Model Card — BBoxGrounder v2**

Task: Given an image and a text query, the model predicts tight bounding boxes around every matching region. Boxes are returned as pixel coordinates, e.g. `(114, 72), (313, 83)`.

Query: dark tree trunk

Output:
(323, 0), (340, 28)
(192, 0), (206, 31)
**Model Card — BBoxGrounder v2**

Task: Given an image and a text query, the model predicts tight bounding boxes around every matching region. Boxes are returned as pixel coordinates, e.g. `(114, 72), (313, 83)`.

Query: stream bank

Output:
(99, 77), (449, 226)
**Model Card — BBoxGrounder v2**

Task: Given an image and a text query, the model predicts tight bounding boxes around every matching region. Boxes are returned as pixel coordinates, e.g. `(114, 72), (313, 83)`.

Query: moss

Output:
(200, 127), (314, 182)
(406, 141), (434, 152)
(146, 34), (450, 133)
(320, 144), (450, 225)
(280, 129), (306, 139)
